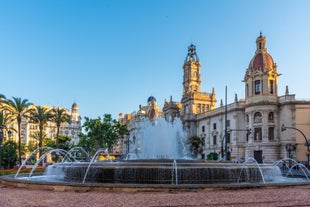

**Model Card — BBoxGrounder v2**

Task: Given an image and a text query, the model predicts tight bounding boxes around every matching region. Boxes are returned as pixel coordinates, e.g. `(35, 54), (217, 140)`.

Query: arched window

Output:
(255, 80), (261, 94)
(254, 128), (262, 141)
(246, 114), (249, 123)
(254, 112), (262, 123)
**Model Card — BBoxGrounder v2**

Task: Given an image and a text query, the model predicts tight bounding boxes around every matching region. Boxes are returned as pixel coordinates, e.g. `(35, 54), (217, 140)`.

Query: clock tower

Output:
(181, 44), (217, 136)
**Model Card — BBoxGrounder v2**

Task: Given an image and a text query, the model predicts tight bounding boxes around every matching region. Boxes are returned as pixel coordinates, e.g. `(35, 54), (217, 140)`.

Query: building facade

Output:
(4, 102), (82, 146)
(194, 33), (310, 164)
(120, 33), (310, 164)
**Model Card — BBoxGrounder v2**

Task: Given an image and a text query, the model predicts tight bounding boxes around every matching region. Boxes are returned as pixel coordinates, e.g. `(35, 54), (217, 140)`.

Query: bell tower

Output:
(243, 33), (281, 161)
(181, 44), (216, 136)
(244, 32), (280, 105)
(182, 44), (201, 95)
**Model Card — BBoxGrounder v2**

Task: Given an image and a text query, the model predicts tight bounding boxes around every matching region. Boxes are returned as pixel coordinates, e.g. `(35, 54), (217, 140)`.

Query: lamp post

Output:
(281, 124), (310, 166)
(221, 134), (226, 160)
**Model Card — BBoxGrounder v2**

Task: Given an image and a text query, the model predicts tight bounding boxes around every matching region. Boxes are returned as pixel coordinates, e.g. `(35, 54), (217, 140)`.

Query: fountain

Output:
(1, 117), (310, 192)
(129, 117), (188, 159)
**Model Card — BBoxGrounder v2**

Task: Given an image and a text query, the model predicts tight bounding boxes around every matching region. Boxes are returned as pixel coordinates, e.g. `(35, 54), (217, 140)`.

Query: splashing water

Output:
(131, 117), (189, 159)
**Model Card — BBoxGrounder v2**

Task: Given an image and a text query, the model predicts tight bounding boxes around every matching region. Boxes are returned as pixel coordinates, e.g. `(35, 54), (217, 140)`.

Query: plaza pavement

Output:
(0, 184), (310, 207)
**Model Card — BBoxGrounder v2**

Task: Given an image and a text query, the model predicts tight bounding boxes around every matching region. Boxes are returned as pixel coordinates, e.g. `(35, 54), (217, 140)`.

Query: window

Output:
(202, 126), (205, 132)
(268, 127), (274, 141)
(197, 104), (201, 114)
(226, 133), (230, 144)
(202, 104), (205, 113)
(268, 112), (274, 122)
(246, 84), (249, 97)
(246, 114), (249, 123)
(254, 128), (262, 141)
(213, 135), (217, 145)
(213, 123), (216, 130)
(269, 80), (274, 94)
(259, 42), (262, 50)
(254, 112), (262, 123)
(255, 80), (261, 94)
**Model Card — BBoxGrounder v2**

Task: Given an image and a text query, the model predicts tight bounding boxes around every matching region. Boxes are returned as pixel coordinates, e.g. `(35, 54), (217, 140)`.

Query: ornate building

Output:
(5, 103), (82, 146)
(194, 33), (310, 164)
(121, 33), (310, 164)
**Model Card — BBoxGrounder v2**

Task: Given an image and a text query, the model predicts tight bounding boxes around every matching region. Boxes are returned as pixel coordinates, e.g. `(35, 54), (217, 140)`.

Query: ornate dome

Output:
(249, 52), (275, 71)
(147, 96), (156, 102)
(248, 32), (276, 71)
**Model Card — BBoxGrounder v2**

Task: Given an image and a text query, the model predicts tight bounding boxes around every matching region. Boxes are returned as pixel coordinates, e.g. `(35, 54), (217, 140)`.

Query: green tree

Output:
(44, 138), (56, 148)
(51, 107), (71, 149)
(1, 141), (18, 169)
(4, 97), (34, 165)
(207, 152), (219, 160)
(58, 135), (72, 151)
(30, 105), (53, 159)
(0, 94), (6, 104)
(81, 114), (128, 153)
(26, 140), (38, 165)
(76, 133), (96, 155)
(0, 111), (16, 168)
(188, 135), (204, 158)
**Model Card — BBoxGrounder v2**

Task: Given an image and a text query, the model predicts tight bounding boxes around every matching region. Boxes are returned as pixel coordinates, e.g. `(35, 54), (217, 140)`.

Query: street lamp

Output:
(221, 134), (226, 160)
(281, 124), (310, 166)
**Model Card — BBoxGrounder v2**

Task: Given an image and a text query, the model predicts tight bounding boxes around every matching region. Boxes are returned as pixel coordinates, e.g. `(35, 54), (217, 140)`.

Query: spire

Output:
(234, 93), (238, 102)
(285, 85), (289, 95)
(256, 32), (267, 53)
(185, 44), (199, 62)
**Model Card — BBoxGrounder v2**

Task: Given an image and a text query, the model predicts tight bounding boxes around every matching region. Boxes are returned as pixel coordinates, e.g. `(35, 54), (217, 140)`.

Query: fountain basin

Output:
(57, 159), (279, 184)
(1, 159), (309, 192)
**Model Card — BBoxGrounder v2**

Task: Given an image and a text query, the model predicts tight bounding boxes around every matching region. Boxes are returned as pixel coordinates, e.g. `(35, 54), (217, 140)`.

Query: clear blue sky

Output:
(0, 1), (309, 120)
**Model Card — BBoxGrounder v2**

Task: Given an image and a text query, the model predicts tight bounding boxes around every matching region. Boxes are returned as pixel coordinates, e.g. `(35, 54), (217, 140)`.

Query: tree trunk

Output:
(56, 125), (60, 149)
(18, 121), (21, 167)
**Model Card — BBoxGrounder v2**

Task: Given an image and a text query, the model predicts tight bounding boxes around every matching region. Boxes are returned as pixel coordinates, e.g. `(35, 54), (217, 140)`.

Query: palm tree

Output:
(51, 107), (71, 149)
(4, 97), (34, 165)
(0, 111), (15, 138)
(0, 94), (6, 107)
(30, 105), (53, 159)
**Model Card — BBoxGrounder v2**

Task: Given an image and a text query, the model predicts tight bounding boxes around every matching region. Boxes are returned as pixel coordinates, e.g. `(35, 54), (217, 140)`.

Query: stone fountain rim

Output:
(1, 174), (309, 193)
